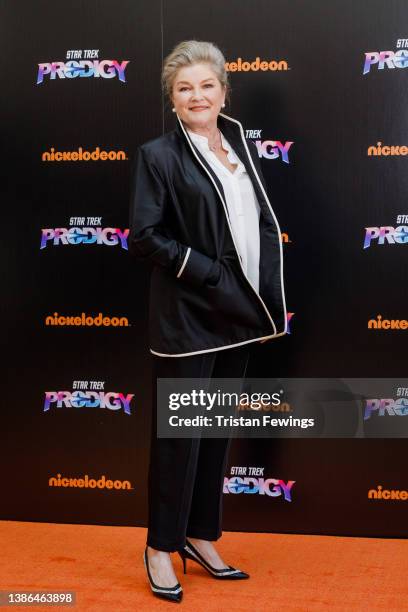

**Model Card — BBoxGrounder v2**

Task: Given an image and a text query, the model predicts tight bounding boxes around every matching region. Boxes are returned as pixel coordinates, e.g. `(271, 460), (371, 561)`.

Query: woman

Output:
(129, 40), (287, 603)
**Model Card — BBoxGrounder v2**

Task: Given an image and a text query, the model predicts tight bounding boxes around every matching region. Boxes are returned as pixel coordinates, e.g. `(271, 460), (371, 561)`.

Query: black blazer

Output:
(128, 112), (287, 357)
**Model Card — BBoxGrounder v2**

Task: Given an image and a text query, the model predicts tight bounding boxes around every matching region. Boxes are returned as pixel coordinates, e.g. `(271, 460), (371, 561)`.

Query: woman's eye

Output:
(178, 84), (213, 91)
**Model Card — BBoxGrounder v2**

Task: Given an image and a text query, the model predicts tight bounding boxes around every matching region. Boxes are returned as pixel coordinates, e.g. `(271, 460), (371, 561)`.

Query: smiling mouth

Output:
(190, 106), (209, 111)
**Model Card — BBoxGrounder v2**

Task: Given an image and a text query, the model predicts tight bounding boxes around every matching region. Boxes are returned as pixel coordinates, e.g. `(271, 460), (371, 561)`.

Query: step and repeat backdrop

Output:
(1, 0), (407, 537)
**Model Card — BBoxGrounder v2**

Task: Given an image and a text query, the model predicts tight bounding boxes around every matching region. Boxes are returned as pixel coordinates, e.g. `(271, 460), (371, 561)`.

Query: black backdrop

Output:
(1, 0), (407, 537)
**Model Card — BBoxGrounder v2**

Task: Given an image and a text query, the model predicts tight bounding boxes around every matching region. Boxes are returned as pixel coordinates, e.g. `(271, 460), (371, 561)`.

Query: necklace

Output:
(208, 129), (222, 152)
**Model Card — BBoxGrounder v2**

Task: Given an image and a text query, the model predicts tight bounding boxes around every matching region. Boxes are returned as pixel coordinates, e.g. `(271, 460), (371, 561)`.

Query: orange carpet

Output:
(0, 521), (407, 611)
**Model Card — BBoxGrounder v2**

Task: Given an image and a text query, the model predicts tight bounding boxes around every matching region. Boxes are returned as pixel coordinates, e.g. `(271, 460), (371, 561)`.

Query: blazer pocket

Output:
(203, 260), (262, 327)
(205, 259), (222, 287)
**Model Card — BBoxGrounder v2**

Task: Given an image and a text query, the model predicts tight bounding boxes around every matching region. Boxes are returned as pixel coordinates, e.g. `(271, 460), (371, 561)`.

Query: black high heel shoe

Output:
(143, 547), (183, 603)
(177, 539), (249, 580)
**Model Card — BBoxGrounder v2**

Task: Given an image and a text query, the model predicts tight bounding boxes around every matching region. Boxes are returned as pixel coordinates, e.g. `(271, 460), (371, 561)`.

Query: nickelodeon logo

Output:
(368, 315), (408, 330)
(238, 401), (292, 413)
(45, 312), (129, 327)
(367, 142), (408, 156)
(225, 56), (289, 72)
(49, 473), (132, 490)
(42, 146), (127, 162)
(368, 485), (408, 500)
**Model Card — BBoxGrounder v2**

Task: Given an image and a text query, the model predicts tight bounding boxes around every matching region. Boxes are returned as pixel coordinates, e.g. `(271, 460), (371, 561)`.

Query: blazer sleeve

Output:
(129, 146), (220, 287)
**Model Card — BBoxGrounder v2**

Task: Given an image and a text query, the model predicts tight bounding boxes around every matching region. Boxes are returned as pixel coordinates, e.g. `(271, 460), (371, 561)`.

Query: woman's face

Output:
(171, 62), (226, 130)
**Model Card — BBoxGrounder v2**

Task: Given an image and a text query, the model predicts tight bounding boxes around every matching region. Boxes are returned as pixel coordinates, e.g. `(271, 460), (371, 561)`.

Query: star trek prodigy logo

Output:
(286, 312), (295, 334)
(246, 129), (294, 164)
(40, 217), (129, 250)
(224, 466), (295, 500)
(363, 215), (408, 249)
(37, 49), (129, 84)
(364, 387), (408, 420)
(363, 38), (408, 75)
(43, 380), (135, 415)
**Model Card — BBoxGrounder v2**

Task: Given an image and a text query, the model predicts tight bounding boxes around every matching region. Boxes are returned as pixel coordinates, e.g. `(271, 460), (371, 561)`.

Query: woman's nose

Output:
(191, 89), (205, 100)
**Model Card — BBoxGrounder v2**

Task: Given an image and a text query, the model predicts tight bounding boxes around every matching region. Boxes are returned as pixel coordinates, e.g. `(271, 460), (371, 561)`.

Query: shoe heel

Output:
(178, 550), (187, 574)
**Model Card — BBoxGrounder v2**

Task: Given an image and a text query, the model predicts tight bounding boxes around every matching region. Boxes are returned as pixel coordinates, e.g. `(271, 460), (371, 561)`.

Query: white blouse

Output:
(186, 128), (261, 293)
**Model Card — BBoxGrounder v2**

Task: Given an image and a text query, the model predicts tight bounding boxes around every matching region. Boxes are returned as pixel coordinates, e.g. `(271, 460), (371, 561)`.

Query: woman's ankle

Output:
(147, 546), (171, 558)
(188, 537), (215, 545)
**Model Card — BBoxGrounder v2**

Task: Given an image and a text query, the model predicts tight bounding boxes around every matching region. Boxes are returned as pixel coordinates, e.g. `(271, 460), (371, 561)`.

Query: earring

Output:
(172, 107), (176, 112)
(222, 103), (225, 108)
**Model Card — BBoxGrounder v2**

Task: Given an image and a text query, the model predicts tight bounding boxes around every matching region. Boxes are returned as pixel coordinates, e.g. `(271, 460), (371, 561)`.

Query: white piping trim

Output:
(219, 112), (288, 335)
(176, 113), (279, 336)
(150, 585), (182, 594)
(176, 246), (191, 278)
(150, 331), (287, 358)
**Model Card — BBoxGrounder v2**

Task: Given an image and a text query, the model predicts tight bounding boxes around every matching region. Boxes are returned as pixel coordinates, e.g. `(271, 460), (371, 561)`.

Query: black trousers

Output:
(147, 343), (252, 552)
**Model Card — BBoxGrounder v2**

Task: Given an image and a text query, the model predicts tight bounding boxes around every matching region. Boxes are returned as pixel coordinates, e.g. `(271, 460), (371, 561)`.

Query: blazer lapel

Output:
(175, 114), (231, 220)
(217, 114), (269, 209)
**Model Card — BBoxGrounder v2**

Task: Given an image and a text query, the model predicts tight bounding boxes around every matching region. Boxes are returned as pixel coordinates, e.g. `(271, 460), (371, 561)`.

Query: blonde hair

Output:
(161, 40), (230, 106)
